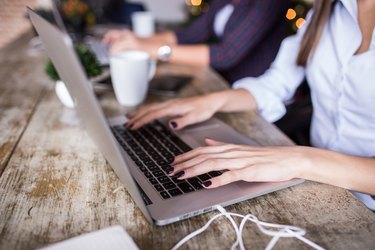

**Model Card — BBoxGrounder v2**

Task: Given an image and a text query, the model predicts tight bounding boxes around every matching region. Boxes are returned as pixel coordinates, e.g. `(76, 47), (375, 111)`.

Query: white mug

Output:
(110, 51), (156, 106)
(131, 11), (155, 37)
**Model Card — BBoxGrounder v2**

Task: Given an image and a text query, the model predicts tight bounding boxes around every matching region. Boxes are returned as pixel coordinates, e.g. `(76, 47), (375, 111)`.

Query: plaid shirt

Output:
(175, 0), (291, 84)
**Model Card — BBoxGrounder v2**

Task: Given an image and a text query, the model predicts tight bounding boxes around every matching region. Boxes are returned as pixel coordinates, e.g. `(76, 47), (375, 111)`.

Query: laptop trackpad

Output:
(176, 118), (259, 147)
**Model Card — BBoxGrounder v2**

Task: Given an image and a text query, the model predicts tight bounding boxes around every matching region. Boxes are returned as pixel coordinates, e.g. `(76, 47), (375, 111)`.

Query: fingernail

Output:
(166, 167), (174, 175)
(175, 171), (185, 178)
(202, 180), (212, 188)
(170, 121), (178, 129)
(167, 157), (175, 164)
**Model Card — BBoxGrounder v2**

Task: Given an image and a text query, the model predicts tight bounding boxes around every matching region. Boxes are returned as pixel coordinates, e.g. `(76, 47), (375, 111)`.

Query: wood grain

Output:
(0, 32), (49, 176)
(0, 32), (374, 250)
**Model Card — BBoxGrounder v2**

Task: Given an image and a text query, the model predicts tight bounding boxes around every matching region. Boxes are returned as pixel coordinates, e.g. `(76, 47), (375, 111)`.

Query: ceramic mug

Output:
(131, 11), (155, 37)
(110, 51), (156, 106)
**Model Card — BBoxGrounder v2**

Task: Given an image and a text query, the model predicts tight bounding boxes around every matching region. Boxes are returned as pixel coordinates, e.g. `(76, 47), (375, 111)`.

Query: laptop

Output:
(51, 0), (110, 65)
(28, 8), (304, 226)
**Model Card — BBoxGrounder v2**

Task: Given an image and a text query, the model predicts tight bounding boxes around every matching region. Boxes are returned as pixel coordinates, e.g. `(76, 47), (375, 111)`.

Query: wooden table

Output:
(1, 32), (374, 250)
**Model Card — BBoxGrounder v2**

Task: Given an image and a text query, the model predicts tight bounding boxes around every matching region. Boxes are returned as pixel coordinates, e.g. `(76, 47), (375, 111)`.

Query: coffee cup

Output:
(109, 51), (156, 106)
(131, 11), (155, 37)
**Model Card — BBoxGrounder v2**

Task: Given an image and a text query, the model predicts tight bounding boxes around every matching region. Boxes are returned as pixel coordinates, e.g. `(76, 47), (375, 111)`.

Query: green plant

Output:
(45, 43), (102, 81)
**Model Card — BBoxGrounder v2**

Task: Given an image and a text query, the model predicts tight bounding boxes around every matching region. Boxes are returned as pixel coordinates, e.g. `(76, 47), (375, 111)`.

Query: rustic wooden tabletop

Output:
(0, 32), (374, 250)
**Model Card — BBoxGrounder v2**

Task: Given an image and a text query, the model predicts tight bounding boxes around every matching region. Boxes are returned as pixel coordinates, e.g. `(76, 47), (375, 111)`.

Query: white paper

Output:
(39, 225), (139, 250)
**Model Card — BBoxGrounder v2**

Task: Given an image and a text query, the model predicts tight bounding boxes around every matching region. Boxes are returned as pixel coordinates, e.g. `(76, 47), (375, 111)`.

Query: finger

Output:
(172, 144), (236, 165)
(110, 42), (127, 55)
(127, 102), (167, 126)
(205, 138), (227, 146)
(129, 100), (172, 120)
(102, 30), (121, 44)
(130, 104), (188, 130)
(203, 168), (249, 189)
(171, 149), (258, 175)
(128, 102), (179, 129)
(171, 112), (206, 130)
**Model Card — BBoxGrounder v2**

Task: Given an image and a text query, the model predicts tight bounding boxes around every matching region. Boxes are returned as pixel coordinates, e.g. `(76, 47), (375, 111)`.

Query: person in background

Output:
(125, 0), (375, 211)
(102, 0), (145, 25)
(102, 0), (291, 83)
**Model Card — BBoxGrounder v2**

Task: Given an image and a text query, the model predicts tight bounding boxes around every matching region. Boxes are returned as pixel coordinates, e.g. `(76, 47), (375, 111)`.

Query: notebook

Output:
(39, 225), (138, 250)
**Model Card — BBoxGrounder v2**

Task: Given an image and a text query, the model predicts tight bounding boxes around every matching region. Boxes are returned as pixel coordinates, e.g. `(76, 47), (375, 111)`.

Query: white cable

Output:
(170, 205), (325, 250)
(170, 213), (224, 250)
(216, 205), (241, 250)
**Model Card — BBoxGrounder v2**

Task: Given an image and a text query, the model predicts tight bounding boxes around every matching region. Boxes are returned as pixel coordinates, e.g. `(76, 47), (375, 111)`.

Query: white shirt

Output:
(213, 4), (234, 38)
(233, 0), (375, 210)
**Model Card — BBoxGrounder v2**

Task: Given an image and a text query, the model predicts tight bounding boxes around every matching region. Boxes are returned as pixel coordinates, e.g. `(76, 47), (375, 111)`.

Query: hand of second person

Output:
(102, 29), (131, 45)
(102, 29), (140, 54)
(126, 94), (224, 130)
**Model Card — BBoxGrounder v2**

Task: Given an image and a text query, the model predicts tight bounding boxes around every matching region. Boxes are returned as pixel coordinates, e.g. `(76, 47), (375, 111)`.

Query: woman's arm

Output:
(299, 148), (375, 195)
(126, 88), (257, 130)
(208, 0), (290, 70)
(170, 139), (375, 195)
(102, 29), (210, 65)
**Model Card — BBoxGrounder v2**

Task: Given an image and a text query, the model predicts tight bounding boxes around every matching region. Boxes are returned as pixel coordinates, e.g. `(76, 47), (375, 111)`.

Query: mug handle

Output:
(148, 59), (157, 80)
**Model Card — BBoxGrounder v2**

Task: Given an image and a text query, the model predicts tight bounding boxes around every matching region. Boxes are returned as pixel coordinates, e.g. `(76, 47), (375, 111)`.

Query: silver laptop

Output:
(51, 0), (109, 65)
(28, 8), (303, 226)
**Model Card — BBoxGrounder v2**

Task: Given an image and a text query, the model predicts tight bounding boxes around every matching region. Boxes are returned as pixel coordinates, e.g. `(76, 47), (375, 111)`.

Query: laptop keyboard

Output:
(111, 120), (222, 200)
(84, 37), (109, 65)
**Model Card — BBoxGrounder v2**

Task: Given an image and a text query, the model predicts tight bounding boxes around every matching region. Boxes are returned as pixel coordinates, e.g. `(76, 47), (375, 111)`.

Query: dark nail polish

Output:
(175, 171), (185, 178)
(167, 157), (175, 164)
(166, 167), (174, 175)
(170, 121), (178, 129)
(202, 180), (212, 188)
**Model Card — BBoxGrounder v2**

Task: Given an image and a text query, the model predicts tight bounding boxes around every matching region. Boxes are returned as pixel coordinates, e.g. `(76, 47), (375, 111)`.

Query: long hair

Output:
(296, 0), (334, 66)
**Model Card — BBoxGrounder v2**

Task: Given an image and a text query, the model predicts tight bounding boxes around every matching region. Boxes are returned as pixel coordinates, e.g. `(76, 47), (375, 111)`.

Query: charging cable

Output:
(171, 205), (325, 250)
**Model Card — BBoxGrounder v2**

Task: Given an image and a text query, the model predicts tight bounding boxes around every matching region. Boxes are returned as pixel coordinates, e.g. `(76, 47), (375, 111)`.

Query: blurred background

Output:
(0, 0), (312, 49)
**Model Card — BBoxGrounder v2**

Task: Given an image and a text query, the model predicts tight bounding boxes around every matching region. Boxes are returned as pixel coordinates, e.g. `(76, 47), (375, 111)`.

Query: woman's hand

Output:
(102, 29), (130, 45)
(102, 29), (142, 54)
(169, 138), (310, 188)
(126, 93), (225, 130)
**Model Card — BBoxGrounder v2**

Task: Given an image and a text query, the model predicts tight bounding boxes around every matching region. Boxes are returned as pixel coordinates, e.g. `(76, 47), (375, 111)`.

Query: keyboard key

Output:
(160, 191), (170, 199)
(147, 164), (160, 172)
(170, 176), (186, 184)
(197, 174), (211, 182)
(134, 160), (143, 167)
(157, 160), (167, 165)
(153, 170), (165, 177)
(160, 165), (173, 173)
(168, 188), (183, 197)
(163, 182), (177, 190)
(208, 171), (222, 178)
(188, 178), (204, 190)
(170, 135), (192, 152)
(177, 182), (195, 193)
(149, 178), (158, 185)
(144, 172), (153, 178)
(139, 166), (148, 172)
(157, 176), (170, 183)
(154, 184), (164, 192)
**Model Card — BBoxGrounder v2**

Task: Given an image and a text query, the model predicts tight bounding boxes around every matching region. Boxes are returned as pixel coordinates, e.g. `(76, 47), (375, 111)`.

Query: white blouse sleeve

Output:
(233, 15), (310, 122)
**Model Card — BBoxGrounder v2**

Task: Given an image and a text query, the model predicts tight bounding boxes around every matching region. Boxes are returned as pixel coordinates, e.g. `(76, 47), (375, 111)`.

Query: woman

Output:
(102, 0), (290, 83)
(126, 0), (375, 210)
